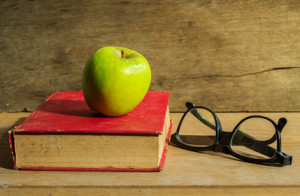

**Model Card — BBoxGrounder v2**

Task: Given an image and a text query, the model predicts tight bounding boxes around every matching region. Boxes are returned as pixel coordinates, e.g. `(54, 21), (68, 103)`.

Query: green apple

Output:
(82, 46), (151, 116)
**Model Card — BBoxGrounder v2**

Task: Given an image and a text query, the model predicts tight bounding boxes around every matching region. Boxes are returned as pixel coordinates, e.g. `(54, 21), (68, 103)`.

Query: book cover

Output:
(9, 91), (172, 172)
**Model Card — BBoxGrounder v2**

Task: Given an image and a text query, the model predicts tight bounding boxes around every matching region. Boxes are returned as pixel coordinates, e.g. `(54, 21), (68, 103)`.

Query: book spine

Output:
(8, 130), (17, 169)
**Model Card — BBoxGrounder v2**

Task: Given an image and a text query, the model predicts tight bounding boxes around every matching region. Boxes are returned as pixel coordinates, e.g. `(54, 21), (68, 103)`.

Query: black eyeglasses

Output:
(171, 102), (292, 166)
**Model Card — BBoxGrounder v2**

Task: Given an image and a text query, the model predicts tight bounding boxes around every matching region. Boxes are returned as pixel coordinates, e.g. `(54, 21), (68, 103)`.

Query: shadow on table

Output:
(0, 117), (27, 169)
(169, 137), (241, 162)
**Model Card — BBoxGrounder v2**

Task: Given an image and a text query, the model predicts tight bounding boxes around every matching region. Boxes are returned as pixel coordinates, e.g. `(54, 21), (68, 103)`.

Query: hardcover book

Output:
(9, 91), (172, 172)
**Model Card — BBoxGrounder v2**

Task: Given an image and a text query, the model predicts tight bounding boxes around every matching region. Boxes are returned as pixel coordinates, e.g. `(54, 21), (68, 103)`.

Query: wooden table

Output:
(0, 112), (299, 195)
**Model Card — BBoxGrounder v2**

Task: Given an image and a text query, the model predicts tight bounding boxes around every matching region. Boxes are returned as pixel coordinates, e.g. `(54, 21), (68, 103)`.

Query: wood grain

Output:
(2, 187), (300, 196)
(1, 112), (300, 195)
(0, 0), (300, 112)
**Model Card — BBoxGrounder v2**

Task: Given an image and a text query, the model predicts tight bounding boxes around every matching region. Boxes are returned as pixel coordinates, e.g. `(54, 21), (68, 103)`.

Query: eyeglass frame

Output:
(170, 102), (292, 166)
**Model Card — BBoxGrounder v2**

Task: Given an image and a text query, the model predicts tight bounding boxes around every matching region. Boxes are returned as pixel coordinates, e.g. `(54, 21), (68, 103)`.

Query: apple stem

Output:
(121, 49), (125, 58)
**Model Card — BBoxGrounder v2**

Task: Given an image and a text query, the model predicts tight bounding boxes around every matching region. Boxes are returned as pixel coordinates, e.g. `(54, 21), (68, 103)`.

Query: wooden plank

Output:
(1, 187), (300, 196)
(0, 112), (299, 195)
(0, 0), (300, 112)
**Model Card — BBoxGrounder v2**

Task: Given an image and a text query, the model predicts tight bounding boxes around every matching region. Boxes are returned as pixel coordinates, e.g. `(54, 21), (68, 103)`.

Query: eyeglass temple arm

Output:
(261, 118), (287, 145)
(186, 102), (217, 130)
(248, 117), (287, 146)
(232, 133), (276, 158)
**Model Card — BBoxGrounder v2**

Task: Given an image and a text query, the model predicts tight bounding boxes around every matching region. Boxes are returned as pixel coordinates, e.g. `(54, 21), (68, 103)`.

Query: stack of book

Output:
(9, 91), (171, 172)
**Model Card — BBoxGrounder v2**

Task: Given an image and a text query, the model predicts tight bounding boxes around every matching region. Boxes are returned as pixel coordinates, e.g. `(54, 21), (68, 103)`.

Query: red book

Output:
(9, 91), (172, 172)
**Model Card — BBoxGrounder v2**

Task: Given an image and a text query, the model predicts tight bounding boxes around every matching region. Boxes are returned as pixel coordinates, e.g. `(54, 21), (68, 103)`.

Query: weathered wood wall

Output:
(1, 0), (299, 112)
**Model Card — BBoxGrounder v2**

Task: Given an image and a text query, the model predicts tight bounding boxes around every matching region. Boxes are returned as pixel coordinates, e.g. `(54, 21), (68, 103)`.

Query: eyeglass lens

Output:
(231, 117), (277, 159)
(178, 108), (216, 147)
